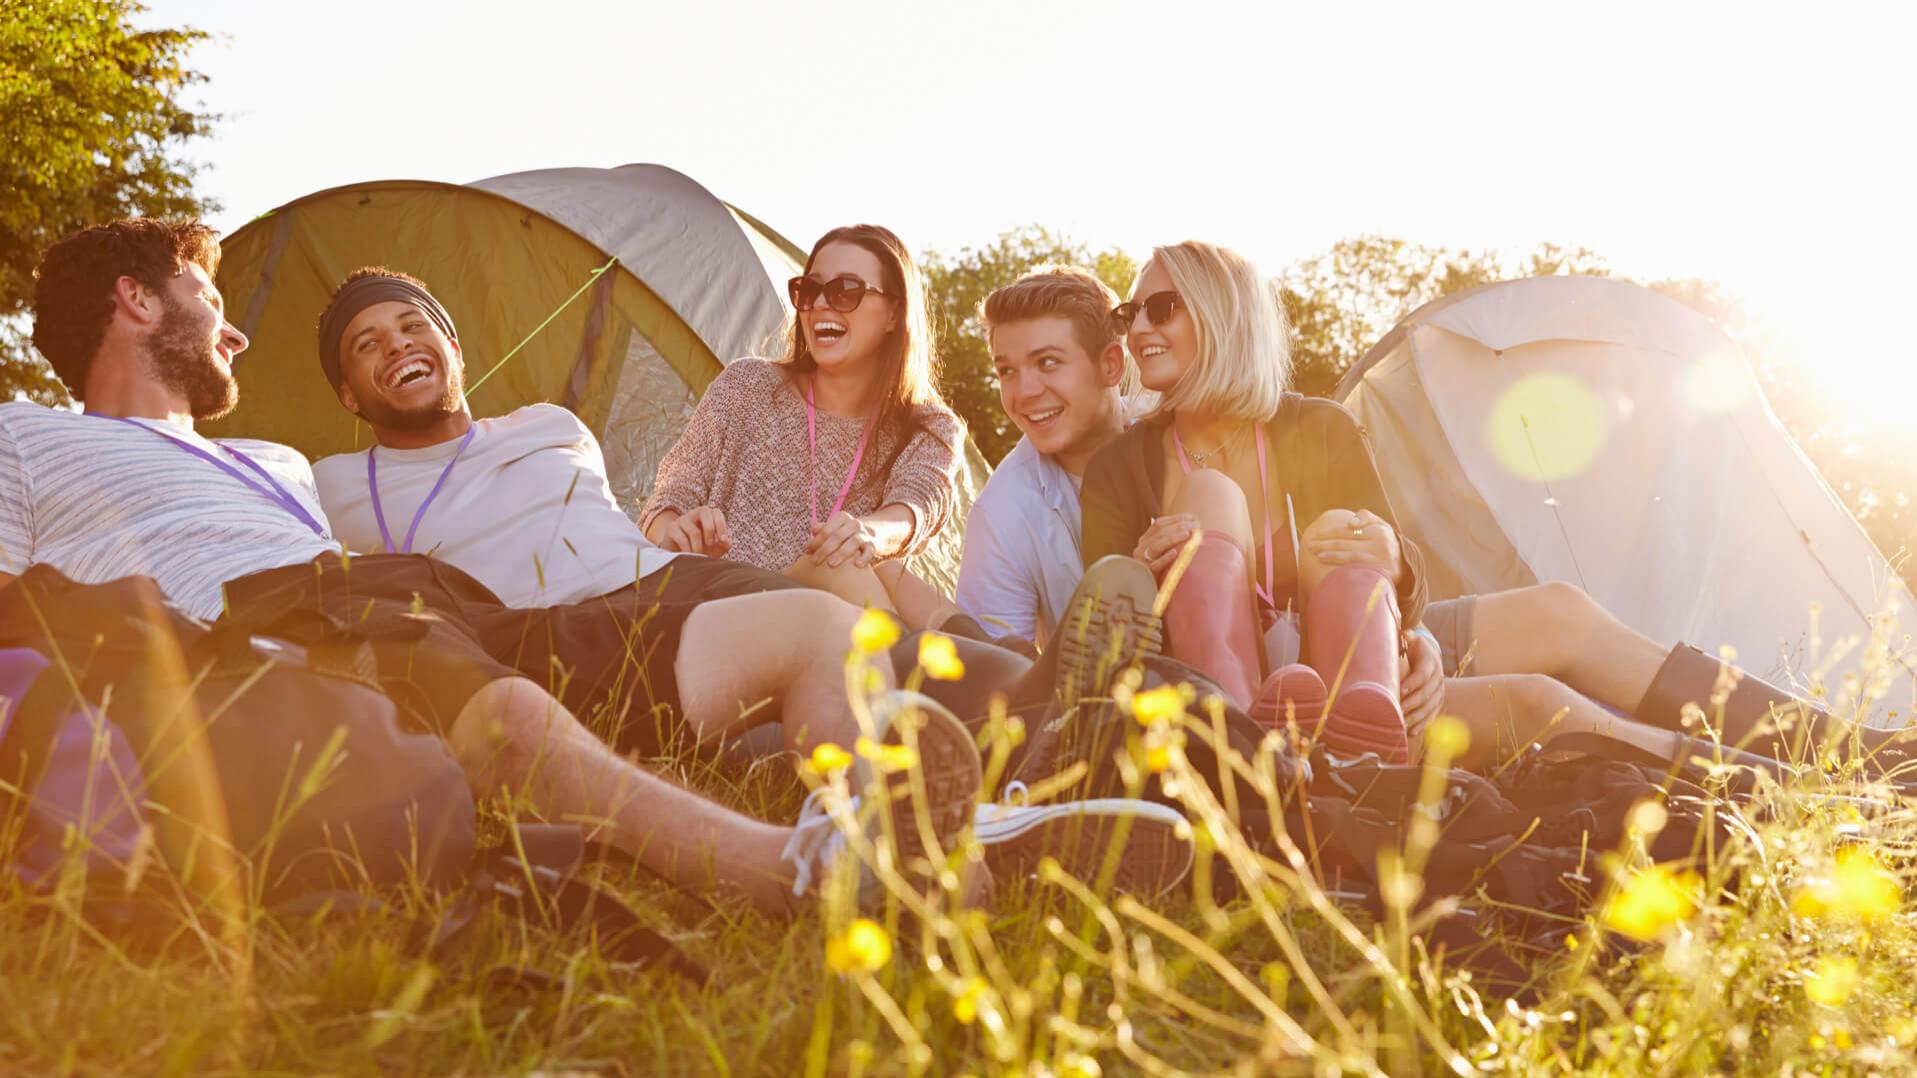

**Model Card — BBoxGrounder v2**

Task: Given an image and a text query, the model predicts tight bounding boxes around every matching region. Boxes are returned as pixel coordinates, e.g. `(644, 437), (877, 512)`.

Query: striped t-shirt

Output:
(0, 403), (337, 620)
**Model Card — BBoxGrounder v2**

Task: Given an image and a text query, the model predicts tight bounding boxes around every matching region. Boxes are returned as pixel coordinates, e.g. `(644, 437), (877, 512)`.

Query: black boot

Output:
(1636, 643), (1916, 778)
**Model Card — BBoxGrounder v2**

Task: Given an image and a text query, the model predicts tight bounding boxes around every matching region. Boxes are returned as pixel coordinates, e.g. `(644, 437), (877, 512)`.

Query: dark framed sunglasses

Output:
(788, 274), (891, 313)
(1111, 290), (1185, 332)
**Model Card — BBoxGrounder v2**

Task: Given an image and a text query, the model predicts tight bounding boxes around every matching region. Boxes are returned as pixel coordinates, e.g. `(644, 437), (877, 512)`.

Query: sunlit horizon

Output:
(149, 0), (1913, 425)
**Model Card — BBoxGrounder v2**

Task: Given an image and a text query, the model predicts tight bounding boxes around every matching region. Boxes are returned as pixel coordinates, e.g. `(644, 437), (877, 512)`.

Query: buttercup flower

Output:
(1422, 714), (1471, 760)
(808, 742), (853, 774)
(951, 976), (988, 1024)
(918, 633), (966, 680)
(852, 608), (900, 654)
(826, 917), (893, 974)
(1792, 847), (1902, 922)
(1131, 684), (1189, 727)
(856, 736), (919, 773)
(1805, 955), (1860, 1007)
(1602, 864), (1701, 941)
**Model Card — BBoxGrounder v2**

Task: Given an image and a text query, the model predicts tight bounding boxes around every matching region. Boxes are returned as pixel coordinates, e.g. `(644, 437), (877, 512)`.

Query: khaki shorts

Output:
(1420, 595), (1478, 678)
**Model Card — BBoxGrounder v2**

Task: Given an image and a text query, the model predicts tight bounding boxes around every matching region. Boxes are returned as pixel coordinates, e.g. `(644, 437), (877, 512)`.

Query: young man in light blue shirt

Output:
(956, 267), (1137, 645)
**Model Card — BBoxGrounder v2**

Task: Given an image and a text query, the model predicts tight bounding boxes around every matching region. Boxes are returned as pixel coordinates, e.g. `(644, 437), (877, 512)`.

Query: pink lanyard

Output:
(367, 427), (476, 554)
(805, 378), (877, 527)
(1171, 422), (1278, 610)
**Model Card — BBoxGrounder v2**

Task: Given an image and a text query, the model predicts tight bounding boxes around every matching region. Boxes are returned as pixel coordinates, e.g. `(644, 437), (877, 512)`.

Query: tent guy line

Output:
(467, 255), (620, 396)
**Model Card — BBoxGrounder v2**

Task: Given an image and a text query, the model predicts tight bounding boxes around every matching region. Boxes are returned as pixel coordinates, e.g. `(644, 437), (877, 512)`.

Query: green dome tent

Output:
(207, 163), (989, 593)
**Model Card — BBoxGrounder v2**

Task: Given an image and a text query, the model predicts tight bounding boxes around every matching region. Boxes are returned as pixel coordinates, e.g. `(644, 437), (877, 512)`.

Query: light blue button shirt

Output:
(954, 437), (1085, 645)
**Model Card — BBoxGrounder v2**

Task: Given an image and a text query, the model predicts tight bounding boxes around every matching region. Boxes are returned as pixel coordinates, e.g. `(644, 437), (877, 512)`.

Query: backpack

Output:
(0, 566), (707, 983)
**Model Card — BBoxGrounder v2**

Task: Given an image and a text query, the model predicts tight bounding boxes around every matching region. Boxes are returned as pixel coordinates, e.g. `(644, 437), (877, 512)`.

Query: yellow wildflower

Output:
(1130, 684), (1189, 727)
(826, 917), (892, 974)
(1805, 955), (1860, 1008)
(1422, 715), (1471, 760)
(856, 736), (919, 773)
(851, 608), (900, 654)
(807, 742), (853, 774)
(918, 633), (966, 680)
(1601, 864), (1701, 941)
(1792, 847), (1901, 922)
(951, 976), (987, 1024)
(1144, 744), (1173, 773)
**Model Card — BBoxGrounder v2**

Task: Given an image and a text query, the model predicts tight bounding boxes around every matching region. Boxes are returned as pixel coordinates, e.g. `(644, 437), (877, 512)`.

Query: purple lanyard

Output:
(98, 414), (328, 538)
(367, 427), (476, 554)
(1171, 421), (1277, 610)
(805, 378), (877, 527)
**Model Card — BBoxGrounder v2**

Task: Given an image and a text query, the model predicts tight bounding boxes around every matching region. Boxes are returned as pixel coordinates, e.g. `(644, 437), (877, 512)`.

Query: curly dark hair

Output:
(30, 218), (222, 399)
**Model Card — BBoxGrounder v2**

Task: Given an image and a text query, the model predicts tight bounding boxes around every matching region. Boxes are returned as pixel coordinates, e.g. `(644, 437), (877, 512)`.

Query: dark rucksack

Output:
(0, 566), (707, 983)
(0, 566), (477, 898)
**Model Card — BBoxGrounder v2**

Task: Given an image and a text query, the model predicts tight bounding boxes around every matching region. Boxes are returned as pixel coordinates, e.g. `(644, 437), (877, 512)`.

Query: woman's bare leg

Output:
(1165, 467), (1255, 558)
(1461, 582), (1670, 712)
(449, 676), (800, 915)
(674, 589), (887, 752)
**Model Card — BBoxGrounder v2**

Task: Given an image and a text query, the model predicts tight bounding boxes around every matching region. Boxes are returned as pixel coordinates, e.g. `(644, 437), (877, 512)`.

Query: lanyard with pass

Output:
(805, 377), (877, 527)
(1171, 421), (1278, 610)
(97, 414), (328, 538)
(368, 426), (477, 554)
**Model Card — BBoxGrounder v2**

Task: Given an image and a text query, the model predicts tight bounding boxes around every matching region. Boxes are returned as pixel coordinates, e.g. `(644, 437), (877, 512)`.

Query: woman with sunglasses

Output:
(1079, 241), (1430, 763)
(643, 224), (974, 630)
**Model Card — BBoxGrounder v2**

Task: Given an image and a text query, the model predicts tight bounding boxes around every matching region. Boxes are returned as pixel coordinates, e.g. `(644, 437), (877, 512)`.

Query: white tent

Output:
(1336, 276), (1914, 722)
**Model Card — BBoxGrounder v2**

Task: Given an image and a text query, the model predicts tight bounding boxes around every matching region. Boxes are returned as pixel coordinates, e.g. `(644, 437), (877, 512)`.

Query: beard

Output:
(354, 359), (467, 433)
(148, 297), (238, 420)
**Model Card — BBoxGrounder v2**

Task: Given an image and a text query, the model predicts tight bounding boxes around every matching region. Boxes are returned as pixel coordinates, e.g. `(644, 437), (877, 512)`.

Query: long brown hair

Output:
(778, 225), (952, 499)
(778, 224), (944, 426)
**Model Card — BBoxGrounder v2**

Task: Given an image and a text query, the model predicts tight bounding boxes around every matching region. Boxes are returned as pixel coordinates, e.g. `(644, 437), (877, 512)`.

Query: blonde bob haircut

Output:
(1139, 240), (1291, 422)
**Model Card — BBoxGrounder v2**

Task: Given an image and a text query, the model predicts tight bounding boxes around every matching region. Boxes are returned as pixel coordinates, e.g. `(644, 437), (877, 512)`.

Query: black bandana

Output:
(316, 276), (458, 391)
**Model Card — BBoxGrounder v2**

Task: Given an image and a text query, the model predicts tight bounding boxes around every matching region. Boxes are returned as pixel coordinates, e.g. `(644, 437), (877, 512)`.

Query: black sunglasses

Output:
(788, 274), (891, 313)
(1112, 290), (1184, 332)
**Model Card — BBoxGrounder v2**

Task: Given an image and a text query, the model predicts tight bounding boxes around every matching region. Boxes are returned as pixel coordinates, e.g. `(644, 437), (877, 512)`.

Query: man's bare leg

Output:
(1461, 582), (1670, 712)
(448, 676), (800, 915)
(673, 589), (887, 752)
(783, 557), (977, 634)
(784, 557), (895, 613)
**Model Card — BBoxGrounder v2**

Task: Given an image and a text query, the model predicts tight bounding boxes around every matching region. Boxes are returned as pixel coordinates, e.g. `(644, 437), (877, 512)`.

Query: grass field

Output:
(3, 618), (1915, 1077)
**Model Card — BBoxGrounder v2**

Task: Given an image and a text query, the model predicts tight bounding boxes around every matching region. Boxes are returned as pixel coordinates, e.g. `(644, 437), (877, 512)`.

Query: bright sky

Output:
(151, 0), (1915, 420)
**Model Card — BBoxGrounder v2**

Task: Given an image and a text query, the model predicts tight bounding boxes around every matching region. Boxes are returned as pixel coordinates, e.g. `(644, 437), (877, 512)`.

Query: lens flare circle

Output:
(1486, 372), (1607, 482)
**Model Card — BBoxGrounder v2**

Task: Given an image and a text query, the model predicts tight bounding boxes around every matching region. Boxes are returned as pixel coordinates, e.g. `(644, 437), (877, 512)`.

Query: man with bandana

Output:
(308, 265), (1196, 896)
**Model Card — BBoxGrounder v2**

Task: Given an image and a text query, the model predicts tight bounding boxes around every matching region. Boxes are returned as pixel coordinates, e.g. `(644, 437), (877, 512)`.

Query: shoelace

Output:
(780, 788), (858, 897)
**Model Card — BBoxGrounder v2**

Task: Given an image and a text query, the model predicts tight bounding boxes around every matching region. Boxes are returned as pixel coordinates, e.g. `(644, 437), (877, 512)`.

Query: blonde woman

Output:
(643, 225), (976, 632)
(1079, 241), (1429, 762)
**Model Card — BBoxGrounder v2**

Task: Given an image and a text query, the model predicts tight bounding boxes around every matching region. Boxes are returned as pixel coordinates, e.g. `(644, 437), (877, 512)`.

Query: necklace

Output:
(1176, 420), (1241, 466)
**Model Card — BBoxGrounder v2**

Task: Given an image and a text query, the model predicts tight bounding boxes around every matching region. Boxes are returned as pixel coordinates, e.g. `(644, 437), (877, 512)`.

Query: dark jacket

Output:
(1079, 393), (1428, 624)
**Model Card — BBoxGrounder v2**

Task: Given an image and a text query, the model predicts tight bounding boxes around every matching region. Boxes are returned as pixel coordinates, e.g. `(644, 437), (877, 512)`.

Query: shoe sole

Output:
(980, 805), (1193, 901)
(870, 692), (983, 880)
(1055, 556), (1164, 707)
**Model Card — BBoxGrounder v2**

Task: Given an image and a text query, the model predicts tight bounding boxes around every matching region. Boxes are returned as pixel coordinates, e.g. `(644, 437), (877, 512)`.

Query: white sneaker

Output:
(780, 690), (983, 909)
(781, 787), (878, 907)
(973, 783), (1193, 900)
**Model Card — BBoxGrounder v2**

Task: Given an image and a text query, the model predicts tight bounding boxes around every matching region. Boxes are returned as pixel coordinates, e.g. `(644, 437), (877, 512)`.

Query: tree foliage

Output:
(1278, 235), (1611, 396)
(0, 0), (217, 402)
(922, 227), (1135, 464)
(922, 227), (1910, 578)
